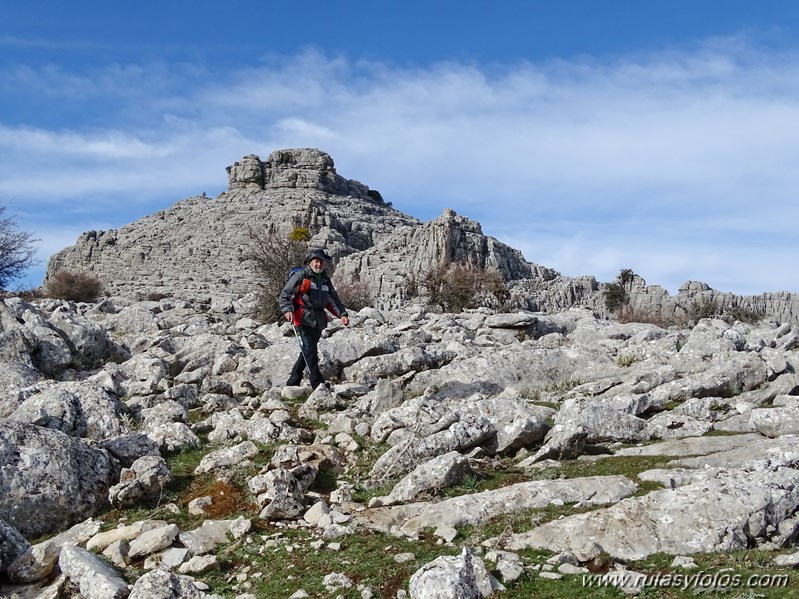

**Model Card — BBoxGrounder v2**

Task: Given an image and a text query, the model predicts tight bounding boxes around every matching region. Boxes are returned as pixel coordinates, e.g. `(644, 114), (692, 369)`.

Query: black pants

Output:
(287, 325), (324, 388)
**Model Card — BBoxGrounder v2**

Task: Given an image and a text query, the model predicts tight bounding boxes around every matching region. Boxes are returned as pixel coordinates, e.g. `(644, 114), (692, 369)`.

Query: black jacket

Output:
(278, 267), (347, 330)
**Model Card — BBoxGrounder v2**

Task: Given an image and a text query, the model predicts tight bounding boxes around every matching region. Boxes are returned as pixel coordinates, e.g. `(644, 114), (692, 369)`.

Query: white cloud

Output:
(3, 39), (799, 294)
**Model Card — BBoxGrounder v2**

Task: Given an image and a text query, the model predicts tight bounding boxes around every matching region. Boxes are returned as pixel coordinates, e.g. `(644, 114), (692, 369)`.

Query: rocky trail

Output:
(2, 292), (799, 597)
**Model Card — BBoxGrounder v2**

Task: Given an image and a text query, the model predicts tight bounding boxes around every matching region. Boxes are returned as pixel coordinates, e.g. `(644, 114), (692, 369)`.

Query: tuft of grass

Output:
(547, 378), (586, 393)
(617, 352), (642, 367)
(196, 529), (446, 598)
(560, 455), (671, 487)
(519, 386), (542, 401)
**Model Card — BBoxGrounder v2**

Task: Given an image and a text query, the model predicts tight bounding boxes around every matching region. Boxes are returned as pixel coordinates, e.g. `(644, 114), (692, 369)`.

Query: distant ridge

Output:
(46, 148), (799, 324)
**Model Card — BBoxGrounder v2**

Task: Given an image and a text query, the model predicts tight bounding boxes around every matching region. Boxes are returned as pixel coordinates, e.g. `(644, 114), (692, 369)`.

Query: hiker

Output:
(279, 248), (349, 389)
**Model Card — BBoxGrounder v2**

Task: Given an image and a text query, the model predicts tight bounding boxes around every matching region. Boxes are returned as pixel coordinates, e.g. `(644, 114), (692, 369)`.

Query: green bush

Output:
(45, 270), (105, 302)
(604, 282), (625, 312)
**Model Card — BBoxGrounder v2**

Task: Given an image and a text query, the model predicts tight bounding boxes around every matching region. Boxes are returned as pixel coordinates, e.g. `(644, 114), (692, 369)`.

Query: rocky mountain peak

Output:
(45, 149), (531, 305)
(226, 148), (373, 199)
(44, 148), (799, 324)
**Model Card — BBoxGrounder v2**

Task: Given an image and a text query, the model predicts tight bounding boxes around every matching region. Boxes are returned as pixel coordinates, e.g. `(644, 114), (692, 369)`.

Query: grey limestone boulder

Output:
(408, 547), (503, 599)
(128, 523), (180, 560)
(178, 518), (250, 556)
(0, 422), (117, 538)
(45, 302), (125, 368)
(98, 433), (162, 468)
(375, 451), (474, 506)
(8, 380), (128, 440)
(504, 462), (799, 560)
(59, 544), (130, 599)
(108, 455), (172, 509)
(343, 345), (457, 385)
(370, 408), (495, 481)
(250, 467), (309, 521)
(650, 352), (770, 405)
(0, 302), (42, 415)
(3, 299), (74, 378)
(644, 411), (713, 440)
(194, 440), (259, 474)
(749, 404), (799, 438)
(376, 475), (637, 536)
(0, 518), (29, 573)
(7, 518), (102, 583)
(128, 569), (215, 599)
(462, 395), (553, 454)
(546, 396), (649, 444)
(144, 421), (200, 453)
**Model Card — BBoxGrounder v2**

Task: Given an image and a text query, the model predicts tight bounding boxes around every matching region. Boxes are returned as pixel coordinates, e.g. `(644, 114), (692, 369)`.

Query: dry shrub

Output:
(417, 260), (510, 313)
(723, 305), (765, 325)
(45, 270), (104, 302)
(615, 305), (668, 327)
(687, 298), (720, 321)
(246, 224), (311, 323)
(0, 202), (40, 291)
(334, 274), (374, 312)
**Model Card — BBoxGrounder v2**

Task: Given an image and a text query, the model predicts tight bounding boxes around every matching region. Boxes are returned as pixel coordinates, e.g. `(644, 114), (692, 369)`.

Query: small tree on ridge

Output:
(0, 203), (39, 291)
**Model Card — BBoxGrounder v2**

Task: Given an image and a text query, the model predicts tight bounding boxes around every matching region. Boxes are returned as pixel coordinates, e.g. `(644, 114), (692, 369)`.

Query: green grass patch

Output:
(196, 528), (446, 598)
(559, 454), (672, 482)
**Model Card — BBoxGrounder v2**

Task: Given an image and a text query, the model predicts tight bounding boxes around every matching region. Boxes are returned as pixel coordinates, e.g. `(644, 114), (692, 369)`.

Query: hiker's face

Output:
(309, 258), (325, 273)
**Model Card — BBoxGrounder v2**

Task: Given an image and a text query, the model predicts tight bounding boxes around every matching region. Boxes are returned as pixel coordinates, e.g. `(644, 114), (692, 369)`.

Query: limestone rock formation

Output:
(43, 149), (545, 310)
(2, 287), (799, 596)
(0, 421), (117, 538)
(45, 147), (799, 325)
(13, 147), (799, 595)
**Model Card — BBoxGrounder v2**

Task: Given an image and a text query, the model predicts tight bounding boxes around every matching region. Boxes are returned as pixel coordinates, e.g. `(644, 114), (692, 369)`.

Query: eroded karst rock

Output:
(0, 422), (117, 538)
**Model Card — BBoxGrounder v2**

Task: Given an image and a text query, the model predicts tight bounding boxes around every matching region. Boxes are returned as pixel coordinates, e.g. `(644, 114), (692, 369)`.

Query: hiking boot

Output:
(286, 376), (302, 387)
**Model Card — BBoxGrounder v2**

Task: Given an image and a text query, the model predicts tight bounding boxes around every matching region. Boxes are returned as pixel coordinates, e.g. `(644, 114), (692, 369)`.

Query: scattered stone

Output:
(128, 569), (212, 599)
(59, 544), (130, 599)
(434, 526), (458, 543)
(671, 555), (698, 569)
(188, 496), (213, 515)
(128, 524), (180, 560)
(194, 440), (259, 474)
(109, 455), (172, 508)
(394, 552), (416, 564)
(303, 500), (330, 525)
(179, 554), (219, 574)
(323, 572), (354, 592)
(773, 551), (799, 568)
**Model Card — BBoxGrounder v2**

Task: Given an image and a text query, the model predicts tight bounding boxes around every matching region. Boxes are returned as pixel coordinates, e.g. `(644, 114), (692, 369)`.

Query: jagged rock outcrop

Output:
(45, 147), (799, 324)
(513, 272), (799, 328)
(46, 148), (419, 301)
(45, 148), (529, 309)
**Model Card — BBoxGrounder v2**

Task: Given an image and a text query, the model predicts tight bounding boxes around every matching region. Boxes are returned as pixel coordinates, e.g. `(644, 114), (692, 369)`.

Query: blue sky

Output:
(2, 1), (799, 295)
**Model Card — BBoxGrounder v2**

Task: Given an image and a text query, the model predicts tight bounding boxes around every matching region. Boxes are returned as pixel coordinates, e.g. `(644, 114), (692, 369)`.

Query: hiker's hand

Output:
(284, 311), (293, 322)
(341, 315), (350, 326)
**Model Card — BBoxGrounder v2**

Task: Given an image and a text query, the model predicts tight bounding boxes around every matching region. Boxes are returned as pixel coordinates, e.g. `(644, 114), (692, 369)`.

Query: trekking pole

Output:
(291, 323), (311, 369)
